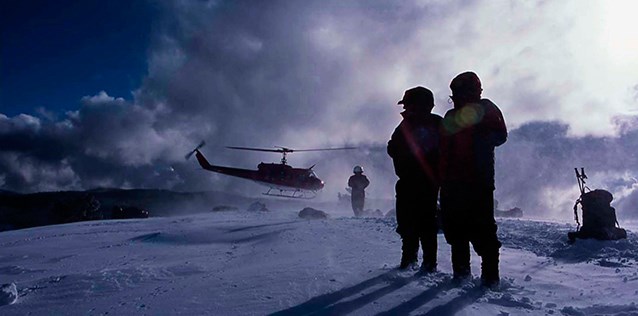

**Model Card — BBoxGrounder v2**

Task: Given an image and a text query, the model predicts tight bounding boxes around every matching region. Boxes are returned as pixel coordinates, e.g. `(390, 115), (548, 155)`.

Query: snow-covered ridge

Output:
(1, 207), (636, 315)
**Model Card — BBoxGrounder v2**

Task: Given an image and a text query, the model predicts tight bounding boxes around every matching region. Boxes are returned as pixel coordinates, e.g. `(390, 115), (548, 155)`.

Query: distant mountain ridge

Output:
(0, 188), (256, 232)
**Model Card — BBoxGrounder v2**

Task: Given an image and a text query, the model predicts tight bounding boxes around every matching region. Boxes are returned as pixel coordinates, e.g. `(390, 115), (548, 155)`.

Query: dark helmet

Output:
(397, 86), (435, 109)
(450, 71), (482, 100)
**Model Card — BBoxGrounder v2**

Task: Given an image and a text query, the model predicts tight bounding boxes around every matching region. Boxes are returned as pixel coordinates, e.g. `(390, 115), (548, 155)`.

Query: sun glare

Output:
(600, 0), (638, 63)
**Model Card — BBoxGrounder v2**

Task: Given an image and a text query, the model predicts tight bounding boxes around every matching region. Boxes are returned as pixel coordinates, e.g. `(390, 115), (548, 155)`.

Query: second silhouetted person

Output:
(439, 71), (507, 288)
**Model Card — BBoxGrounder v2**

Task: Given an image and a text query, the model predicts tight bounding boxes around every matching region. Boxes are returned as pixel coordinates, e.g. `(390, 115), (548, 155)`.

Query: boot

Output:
(480, 253), (500, 288)
(420, 234), (437, 273)
(451, 243), (471, 280)
(399, 255), (417, 270)
(400, 236), (419, 270)
(419, 261), (437, 274)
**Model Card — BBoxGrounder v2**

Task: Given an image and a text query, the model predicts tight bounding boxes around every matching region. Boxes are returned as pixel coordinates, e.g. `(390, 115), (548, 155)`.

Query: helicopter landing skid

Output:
(263, 188), (317, 199)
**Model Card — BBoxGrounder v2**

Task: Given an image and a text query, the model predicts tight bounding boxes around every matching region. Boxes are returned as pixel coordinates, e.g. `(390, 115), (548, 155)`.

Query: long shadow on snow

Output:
(375, 280), (454, 316)
(129, 228), (292, 245)
(225, 220), (300, 233)
(270, 270), (417, 316)
(417, 286), (486, 316)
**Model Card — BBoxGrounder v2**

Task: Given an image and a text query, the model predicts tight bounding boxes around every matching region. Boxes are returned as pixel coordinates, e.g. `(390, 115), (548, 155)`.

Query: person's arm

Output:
(387, 122), (407, 159)
(387, 130), (398, 158)
(481, 99), (507, 147)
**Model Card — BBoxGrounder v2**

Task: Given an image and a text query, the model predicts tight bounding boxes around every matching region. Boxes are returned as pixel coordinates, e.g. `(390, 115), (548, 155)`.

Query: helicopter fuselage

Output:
(195, 150), (324, 192)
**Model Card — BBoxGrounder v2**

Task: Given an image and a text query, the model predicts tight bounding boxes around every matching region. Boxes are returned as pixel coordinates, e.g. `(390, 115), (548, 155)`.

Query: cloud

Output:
(0, 91), (187, 192)
(494, 121), (638, 220)
(2, 0), (638, 220)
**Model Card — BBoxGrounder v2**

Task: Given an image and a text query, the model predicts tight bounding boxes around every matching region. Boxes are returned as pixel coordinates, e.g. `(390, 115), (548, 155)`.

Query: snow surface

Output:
(1, 203), (638, 315)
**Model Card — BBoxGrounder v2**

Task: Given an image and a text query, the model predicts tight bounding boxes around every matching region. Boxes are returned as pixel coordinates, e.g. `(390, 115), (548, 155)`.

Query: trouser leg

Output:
(470, 188), (501, 286)
(480, 249), (499, 285)
(352, 197), (364, 217)
(420, 216), (438, 271)
(420, 234), (437, 271)
(473, 236), (501, 283)
(400, 234), (419, 268)
(451, 242), (471, 278)
(396, 179), (438, 270)
(440, 186), (470, 278)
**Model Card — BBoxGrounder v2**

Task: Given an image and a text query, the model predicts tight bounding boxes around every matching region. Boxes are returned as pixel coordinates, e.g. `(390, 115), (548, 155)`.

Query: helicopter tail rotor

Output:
(185, 141), (206, 160)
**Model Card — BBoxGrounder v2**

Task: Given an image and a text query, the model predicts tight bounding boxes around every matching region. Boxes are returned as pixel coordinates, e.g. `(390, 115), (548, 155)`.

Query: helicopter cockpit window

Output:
(308, 170), (318, 178)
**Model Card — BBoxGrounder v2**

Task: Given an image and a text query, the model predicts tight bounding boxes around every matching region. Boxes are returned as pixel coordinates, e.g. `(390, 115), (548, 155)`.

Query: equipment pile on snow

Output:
(568, 168), (627, 243)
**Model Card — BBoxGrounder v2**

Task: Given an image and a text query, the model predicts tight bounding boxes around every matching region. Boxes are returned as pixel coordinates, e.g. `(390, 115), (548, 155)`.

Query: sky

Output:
(1, 0), (154, 117)
(1, 0), (638, 219)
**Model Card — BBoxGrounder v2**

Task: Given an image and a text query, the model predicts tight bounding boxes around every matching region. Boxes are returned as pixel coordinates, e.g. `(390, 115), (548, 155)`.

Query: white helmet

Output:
(353, 165), (363, 174)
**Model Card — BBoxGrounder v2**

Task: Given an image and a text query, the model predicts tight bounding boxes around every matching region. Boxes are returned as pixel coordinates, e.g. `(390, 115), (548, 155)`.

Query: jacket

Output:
(348, 174), (369, 198)
(440, 98), (507, 189)
(387, 111), (442, 186)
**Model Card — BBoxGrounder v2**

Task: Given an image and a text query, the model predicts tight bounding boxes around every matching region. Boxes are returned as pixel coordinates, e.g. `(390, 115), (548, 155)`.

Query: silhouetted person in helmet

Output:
(348, 165), (370, 217)
(439, 71), (507, 288)
(388, 86), (441, 272)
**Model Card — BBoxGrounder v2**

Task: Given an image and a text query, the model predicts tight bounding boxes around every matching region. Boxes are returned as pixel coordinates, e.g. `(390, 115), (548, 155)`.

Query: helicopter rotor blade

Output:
(185, 141), (206, 160)
(226, 146), (287, 153)
(288, 147), (357, 152)
(273, 146), (293, 152)
(227, 145), (357, 154)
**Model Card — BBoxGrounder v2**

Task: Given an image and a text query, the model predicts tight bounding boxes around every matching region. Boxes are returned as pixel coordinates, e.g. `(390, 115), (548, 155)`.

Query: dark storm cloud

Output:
(139, 0), (448, 148)
(495, 121), (638, 219)
(0, 93), (185, 192)
(0, 114), (76, 191)
(0, 115), (76, 162)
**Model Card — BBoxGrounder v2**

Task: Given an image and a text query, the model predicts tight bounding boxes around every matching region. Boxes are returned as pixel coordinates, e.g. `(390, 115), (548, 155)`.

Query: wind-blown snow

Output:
(1, 205), (637, 315)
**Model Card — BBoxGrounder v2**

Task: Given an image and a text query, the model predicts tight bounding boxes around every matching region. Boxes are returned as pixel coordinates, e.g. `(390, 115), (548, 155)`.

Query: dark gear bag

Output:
(571, 189), (627, 241)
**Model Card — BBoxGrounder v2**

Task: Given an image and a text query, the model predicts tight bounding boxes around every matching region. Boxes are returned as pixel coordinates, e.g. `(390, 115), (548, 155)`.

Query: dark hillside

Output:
(0, 189), (255, 232)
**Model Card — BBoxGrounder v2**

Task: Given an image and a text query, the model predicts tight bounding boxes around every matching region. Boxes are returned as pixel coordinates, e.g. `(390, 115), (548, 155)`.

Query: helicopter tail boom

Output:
(194, 150), (261, 180)
(194, 150), (213, 170)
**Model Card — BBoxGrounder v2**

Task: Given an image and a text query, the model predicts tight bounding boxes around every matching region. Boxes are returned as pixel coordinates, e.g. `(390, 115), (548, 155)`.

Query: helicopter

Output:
(185, 141), (355, 199)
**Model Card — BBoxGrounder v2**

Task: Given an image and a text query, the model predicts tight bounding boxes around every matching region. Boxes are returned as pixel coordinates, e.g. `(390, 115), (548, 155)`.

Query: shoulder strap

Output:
(611, 207), (621, 228)
(573, 198), (581, 230)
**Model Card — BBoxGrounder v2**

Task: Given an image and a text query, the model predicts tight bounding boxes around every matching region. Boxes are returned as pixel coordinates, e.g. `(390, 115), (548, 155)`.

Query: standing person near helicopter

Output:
(439, 71), (507, 287)
(388, 86), (442, 272)
(348, 166), (370, 217)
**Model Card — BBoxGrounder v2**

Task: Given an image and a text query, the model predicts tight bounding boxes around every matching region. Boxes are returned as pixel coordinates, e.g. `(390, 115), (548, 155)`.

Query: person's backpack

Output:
(569, 168), (627, 242)
(577, 189), (616, 230)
